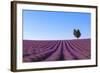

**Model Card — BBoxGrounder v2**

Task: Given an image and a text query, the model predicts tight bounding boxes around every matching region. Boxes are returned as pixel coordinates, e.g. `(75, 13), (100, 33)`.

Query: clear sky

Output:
(23, 10), (91, 40)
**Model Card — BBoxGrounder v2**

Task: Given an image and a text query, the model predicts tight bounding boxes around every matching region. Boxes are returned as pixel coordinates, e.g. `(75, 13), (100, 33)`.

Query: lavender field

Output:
(23, 39), (91, 62)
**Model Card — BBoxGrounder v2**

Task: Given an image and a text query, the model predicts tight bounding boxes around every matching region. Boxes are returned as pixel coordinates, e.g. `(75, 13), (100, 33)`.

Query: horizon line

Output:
(23, 38), (91, 41)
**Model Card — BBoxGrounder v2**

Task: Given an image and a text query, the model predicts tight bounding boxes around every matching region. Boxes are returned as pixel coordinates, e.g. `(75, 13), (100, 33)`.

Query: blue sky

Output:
(23, 10), (91, 40)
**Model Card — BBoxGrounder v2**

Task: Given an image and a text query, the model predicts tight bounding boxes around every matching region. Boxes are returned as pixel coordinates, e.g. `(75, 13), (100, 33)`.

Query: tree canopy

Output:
(73, 29), (81, 39)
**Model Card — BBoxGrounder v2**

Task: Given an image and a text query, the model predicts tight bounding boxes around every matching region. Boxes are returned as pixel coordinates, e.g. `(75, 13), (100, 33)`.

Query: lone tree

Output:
(73, 29), (81, 39)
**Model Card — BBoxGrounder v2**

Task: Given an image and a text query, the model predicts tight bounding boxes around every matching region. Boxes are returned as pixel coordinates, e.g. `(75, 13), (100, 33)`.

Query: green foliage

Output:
(73, 29), (81, 39)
